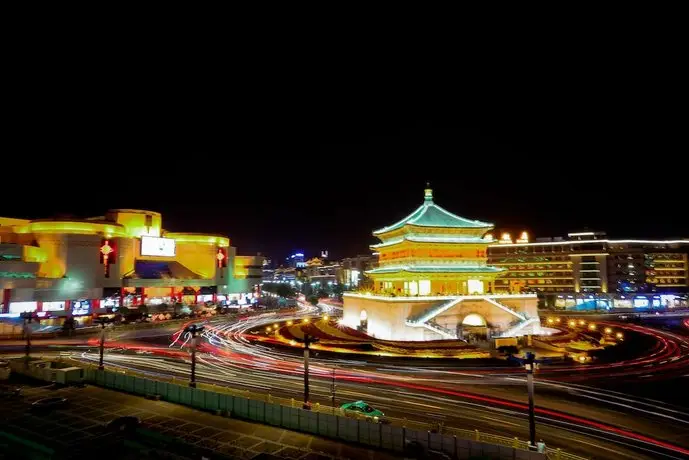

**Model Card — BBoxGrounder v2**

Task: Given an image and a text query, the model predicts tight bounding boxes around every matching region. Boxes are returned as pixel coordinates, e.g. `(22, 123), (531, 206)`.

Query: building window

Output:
(419, 280), (431, 296)
(467, 279), (484, 295)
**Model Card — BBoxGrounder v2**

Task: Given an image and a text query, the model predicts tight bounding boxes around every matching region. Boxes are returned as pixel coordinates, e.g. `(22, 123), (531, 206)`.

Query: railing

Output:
(546, 447), (582, 460)
(483, 297), (527, 321)
(499, 317), (540, 337)
(64, 358), (586, 459)
(424, 321), (458, 339)
(406, 297), (464, 324)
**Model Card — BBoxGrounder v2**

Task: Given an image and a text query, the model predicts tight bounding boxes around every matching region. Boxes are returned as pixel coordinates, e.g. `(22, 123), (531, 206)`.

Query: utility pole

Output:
(184, 324), (205, 388)
(96, 317), (108, 370)
(524, 351), (537, 448)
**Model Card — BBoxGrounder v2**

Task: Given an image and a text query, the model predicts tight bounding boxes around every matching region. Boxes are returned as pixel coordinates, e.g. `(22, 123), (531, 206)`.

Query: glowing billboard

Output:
(141, 236), (176, 257)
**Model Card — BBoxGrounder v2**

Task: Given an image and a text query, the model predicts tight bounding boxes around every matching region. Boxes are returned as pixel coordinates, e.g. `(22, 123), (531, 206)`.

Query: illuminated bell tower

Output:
(367, 186), (504, 295)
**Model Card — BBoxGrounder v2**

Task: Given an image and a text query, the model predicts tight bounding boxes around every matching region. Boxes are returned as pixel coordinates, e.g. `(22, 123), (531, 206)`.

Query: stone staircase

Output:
(483, 297), (526, 321)
(424, 321), (458, 339)
(499, 317), (540, 337)
(406, 297), (465, 324)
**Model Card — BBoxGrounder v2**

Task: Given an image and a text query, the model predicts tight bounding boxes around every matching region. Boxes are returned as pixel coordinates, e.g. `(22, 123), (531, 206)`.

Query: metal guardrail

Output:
(68, 359), (587, 459)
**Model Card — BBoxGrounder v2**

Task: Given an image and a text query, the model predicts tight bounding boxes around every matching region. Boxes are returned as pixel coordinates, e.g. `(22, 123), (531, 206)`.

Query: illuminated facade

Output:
(343, 188), (538, 341)
(487, 232), (689, 309)
(367, 187), (503, 295)
(341, 254), (378, 289)
(0, 210), (262, 316)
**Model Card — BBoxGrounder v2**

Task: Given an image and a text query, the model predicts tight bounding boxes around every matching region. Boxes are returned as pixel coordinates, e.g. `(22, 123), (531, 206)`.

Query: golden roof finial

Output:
(424, 182), (433, 202)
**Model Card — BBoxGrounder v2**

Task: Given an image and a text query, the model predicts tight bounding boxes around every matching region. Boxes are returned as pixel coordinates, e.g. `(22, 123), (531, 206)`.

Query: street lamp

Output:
(330, 365), (337, 413)
(184, 324), (205, 388)
(302, 333), (319, 409)
(95, 317), (109, 370)
(20, 312), (34, 367)
(525, 352), (537, 449)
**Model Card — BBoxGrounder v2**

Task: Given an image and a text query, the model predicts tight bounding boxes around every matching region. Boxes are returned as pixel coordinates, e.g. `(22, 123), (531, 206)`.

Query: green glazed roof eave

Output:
(373, 202), (492, 235)
(371, 235), (488, 248)
(367, 265), (505, 274)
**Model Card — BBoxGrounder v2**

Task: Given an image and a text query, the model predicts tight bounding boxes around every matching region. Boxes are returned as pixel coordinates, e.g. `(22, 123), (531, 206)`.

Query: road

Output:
(5, 307), (689, 459)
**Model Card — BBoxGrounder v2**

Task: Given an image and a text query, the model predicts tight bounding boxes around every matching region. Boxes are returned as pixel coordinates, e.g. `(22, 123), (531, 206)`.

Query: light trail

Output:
(32, 302), (689, 459)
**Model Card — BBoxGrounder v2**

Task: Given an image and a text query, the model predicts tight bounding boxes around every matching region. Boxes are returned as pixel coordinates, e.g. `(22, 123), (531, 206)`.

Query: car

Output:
(340, 401), (384, 418)
(106, 416), (141, 433)
(31, 397), (68, 411)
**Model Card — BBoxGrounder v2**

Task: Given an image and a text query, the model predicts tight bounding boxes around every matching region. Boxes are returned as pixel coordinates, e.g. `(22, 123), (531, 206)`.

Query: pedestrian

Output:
(537, 439), (546, 453)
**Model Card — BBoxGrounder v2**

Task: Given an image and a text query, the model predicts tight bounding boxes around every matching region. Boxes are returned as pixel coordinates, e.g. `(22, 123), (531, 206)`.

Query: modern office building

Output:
(0, 209), (261, 317)
(286, 252), (306, 268)
(340, 254), (378, 289)
(487, 231), (689, 309)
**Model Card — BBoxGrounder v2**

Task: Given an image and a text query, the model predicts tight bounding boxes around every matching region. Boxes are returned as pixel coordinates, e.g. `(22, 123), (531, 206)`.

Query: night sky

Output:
(3, 99), (687, 262)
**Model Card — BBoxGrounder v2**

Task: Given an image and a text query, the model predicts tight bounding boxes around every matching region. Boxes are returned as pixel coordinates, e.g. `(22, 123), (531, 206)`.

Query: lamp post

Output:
(302, 333), (318, 409)
(184, 324), (205, 388)
(524, 352), (537, 448)
(20, 312), (34, 367)
(95, 317), (109, 370)
(330, 365), (337, 413)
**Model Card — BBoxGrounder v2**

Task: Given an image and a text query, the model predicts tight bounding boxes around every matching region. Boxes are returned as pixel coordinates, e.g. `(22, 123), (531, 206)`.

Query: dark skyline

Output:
(3, 115), (687, 261)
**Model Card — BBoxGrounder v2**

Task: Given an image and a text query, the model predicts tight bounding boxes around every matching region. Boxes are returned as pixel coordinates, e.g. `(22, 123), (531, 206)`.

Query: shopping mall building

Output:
(0, 209), (263, 318)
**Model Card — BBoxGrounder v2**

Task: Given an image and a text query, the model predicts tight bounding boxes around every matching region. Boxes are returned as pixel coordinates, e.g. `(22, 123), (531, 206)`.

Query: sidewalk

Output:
(1, 381), (401, 459)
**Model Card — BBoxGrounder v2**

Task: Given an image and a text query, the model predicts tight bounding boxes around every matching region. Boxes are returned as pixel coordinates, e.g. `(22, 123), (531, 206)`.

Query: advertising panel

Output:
(141, 236), (176, 257)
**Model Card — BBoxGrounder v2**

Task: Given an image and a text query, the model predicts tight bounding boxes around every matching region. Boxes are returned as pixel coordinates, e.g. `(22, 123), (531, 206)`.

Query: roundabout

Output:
(54, 305), (689, 459)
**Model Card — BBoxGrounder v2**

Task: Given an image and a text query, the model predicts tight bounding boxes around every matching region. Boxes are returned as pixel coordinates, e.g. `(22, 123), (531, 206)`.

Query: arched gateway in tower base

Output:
(343, 187), (539, 341)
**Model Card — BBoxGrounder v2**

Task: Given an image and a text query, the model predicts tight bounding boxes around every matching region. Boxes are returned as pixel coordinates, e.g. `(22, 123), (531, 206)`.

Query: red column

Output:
(119, 287), (125, 307)
(2, 289), (11, 314)
(92, 299), (101, 310)
(212, 293), (217, 304)
(141, 288), (147, 306)
(195, 294), (199, 305)
(170, 287), (175, 303)
(65, 300), (71, 315)
(36, 301), (43, 312)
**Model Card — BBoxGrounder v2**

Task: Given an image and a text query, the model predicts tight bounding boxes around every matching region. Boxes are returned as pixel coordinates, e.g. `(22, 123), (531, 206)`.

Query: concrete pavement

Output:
(0, 381), (402, 459)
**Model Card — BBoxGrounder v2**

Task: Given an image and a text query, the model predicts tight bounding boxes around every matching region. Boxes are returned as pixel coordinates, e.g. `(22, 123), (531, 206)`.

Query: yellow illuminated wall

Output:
(22, 246), (47, 263)
(174, 242), (217, 279)
(164, 233), (230, 248)
(13, 221), (128, 238)
(233, 256), (251, 279)
(34, 234), (68, 278)
(0, 217), (30, 227)
(117, 237), (136, 278)
(108, 210), (162, 238)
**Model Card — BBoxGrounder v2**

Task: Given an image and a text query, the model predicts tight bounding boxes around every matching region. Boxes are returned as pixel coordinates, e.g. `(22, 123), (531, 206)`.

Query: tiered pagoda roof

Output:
(373, 187), (492, 236)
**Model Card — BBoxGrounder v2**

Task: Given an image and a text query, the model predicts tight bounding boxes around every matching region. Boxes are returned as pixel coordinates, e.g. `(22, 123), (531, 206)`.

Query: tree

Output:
(276, 284), (295, 298)
(307, 295), (319, 306)
(332, 284), (344, 300)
